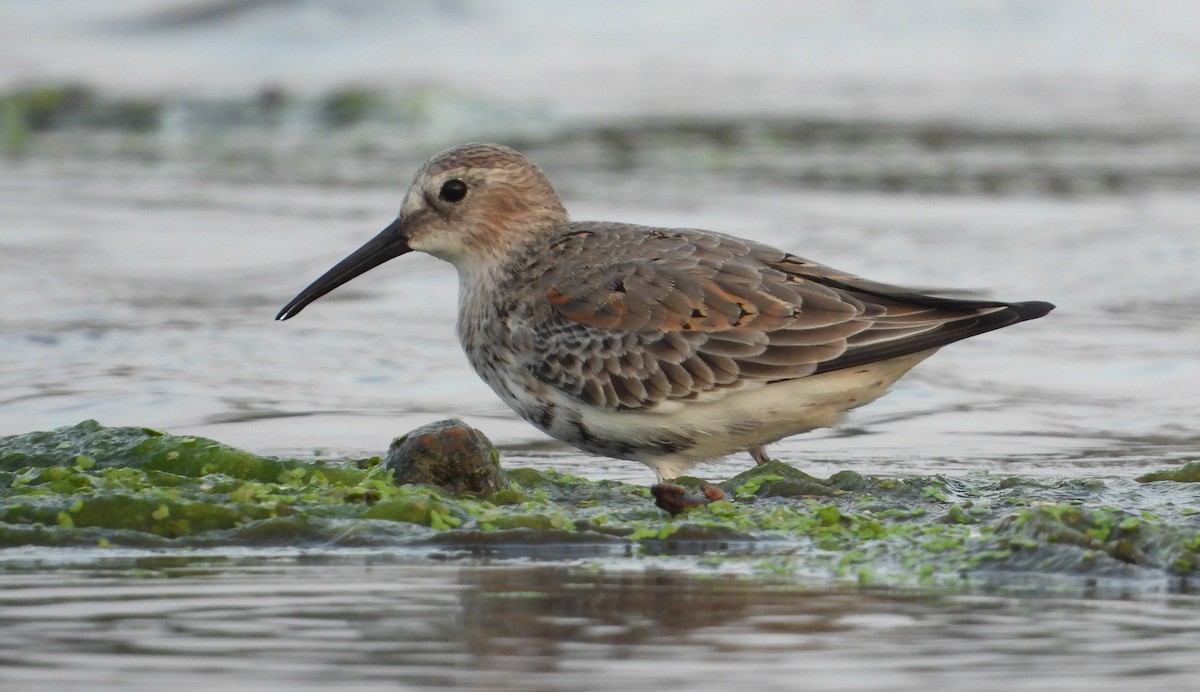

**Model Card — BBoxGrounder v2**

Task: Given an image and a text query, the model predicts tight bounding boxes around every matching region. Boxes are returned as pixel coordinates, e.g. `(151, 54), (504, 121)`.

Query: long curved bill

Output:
(276, 217), (410, 320)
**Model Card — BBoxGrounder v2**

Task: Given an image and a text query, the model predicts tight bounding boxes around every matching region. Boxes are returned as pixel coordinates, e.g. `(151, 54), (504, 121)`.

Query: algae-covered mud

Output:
(4, 421), (1198, 590)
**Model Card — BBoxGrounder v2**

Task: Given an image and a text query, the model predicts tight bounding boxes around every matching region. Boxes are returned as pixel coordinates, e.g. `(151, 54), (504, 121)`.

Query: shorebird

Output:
(278, 143), (1053, 480)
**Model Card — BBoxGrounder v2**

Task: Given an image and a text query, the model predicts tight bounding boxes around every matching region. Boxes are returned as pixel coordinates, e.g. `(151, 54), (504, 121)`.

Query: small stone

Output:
(385, 419), (505, 495)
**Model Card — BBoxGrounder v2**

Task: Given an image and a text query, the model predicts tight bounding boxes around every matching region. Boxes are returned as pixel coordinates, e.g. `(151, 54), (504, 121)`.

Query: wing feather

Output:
(516, 223), (1053, 410)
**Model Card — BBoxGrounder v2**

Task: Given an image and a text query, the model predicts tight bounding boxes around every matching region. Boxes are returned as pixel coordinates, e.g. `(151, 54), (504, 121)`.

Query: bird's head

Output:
(276, 142), (567, 320)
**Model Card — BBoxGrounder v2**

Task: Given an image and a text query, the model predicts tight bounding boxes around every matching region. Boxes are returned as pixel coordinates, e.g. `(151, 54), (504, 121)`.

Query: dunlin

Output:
(278, 143), (1054, 480)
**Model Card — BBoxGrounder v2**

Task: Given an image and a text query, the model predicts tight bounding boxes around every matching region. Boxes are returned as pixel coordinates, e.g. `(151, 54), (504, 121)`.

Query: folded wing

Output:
(519, 224), (1052, 410)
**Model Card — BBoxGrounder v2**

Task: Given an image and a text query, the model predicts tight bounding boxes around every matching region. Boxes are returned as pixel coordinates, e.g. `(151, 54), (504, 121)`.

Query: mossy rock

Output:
(1138, 460), (1200, 483)
(722, 460), (839, 498)
(385, 419), (505, 495)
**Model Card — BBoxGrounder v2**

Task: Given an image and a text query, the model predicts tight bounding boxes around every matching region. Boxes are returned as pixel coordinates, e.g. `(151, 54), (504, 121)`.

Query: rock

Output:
(721, 460), (840, 498)
(385, 419), (505, 495)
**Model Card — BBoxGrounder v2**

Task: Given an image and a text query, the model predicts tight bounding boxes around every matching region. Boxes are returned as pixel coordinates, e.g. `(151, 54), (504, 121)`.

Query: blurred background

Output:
(3, 3), (1200, 690)
(4, 0), (1200, 121)
(1, 0), (1198, 479)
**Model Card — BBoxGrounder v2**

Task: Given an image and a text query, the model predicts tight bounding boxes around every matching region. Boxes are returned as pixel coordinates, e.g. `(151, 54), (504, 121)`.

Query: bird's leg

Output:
(749, 446), (773, 466)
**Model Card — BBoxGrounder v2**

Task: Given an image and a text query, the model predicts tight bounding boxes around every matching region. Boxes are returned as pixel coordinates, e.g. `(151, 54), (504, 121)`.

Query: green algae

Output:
(2, 421), (1200, 588)
(1138, 460), (1200, 483)
(0, 83), (160, 147)
(4, 82), (1195, 200)
(321, 86), (385, 127)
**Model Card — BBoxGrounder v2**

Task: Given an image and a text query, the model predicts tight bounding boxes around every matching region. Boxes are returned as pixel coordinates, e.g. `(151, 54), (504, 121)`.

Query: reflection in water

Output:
(1, 555), (1199, 689)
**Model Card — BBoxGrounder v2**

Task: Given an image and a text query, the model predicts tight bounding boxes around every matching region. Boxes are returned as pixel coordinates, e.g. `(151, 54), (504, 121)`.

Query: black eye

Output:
(438, 179), (468, 203)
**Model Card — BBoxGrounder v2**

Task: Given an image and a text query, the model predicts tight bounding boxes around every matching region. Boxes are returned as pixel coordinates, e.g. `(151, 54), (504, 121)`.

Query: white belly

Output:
(494, 348), (939, 480)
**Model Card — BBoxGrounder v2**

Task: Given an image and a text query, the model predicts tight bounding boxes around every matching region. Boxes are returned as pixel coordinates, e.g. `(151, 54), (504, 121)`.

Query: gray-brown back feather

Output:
(506, 223), (1052, 410)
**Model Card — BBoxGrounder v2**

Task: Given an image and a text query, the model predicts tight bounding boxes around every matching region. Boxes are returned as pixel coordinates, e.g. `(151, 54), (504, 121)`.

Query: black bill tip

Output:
(276, 217), (410, 320)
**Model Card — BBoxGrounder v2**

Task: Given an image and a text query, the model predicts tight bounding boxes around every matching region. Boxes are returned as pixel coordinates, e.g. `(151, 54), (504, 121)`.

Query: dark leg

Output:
(749, 446), (772, 465)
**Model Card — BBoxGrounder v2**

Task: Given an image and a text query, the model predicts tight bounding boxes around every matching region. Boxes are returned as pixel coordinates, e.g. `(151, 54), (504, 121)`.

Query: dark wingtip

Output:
(1010, 300), (1056, 321)
(812, 297), (1057, 375)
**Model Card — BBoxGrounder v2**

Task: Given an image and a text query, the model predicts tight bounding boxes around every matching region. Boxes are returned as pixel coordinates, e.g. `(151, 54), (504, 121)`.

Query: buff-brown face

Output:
(276, 143), (567, 321)
(400, 149), (567, 264)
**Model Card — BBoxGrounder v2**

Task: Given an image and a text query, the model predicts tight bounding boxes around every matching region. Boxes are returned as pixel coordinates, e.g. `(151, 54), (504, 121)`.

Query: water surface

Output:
(3, 555), (1200, 691)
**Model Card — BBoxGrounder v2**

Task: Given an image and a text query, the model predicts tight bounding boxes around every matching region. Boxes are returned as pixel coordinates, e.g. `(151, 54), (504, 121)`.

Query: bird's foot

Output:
(650, 483), (727, 516)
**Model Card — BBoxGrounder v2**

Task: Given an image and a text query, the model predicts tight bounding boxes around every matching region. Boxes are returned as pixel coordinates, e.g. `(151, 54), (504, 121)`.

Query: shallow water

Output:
(3, 3), (1200, 689)
(3, 554), (1200, 692)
